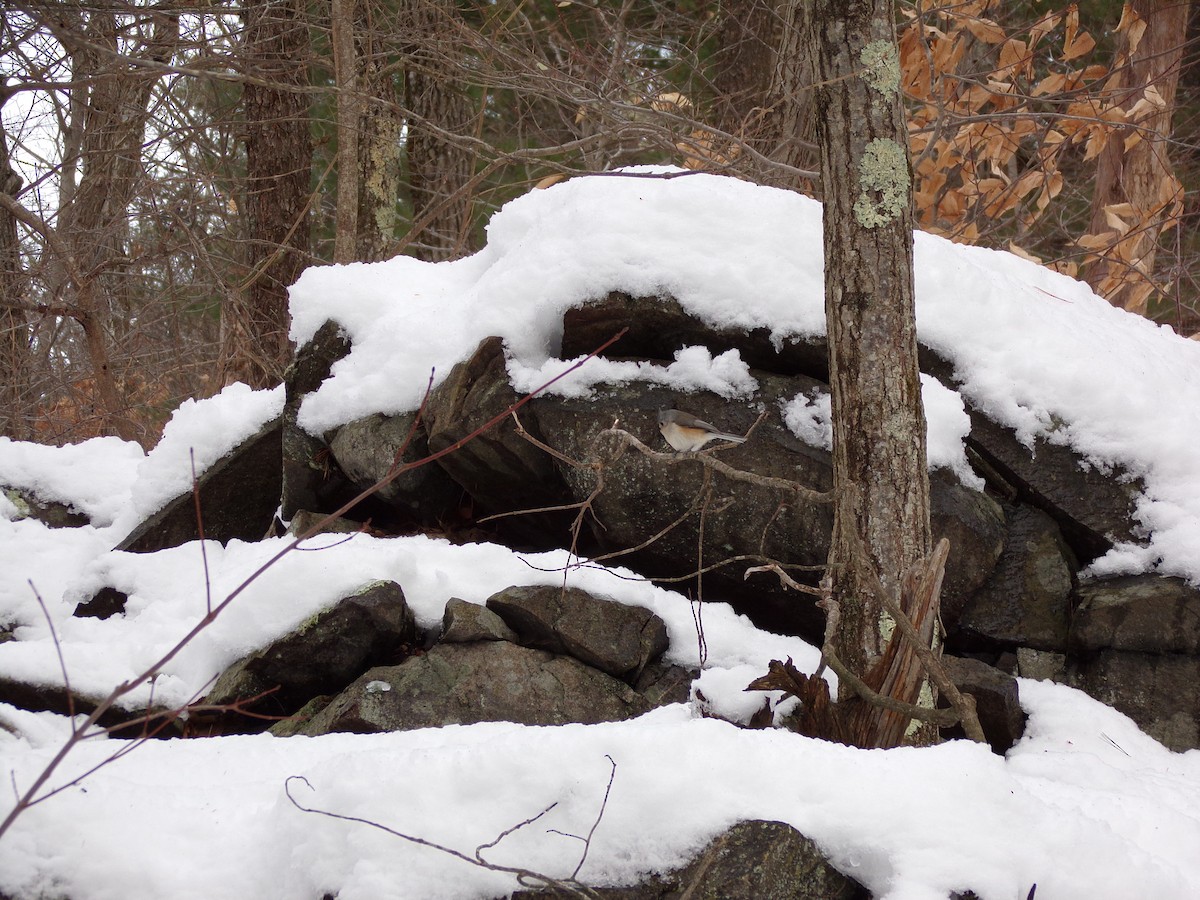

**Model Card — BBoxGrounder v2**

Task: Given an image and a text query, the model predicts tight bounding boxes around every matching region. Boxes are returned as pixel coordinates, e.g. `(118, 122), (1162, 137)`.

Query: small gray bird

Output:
(658, 408), (748, 452)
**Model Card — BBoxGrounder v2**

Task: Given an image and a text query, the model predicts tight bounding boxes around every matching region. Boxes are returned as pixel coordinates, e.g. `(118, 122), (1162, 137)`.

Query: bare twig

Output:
(284, 776), (601, 898)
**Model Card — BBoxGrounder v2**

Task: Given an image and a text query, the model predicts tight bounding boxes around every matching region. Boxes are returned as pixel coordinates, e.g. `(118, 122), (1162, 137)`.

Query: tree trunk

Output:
(403, 0), (476, 261)
(332, 0), (361, 264)
(48, 6), (180, 444)
(230, 0), (312, 388)
(1085, 0), (1190, 314)
(707, 0), (816, 190)
(356, 2), (404, 262)
(807, 0), (935, 748)
(0, 86), (30, 440)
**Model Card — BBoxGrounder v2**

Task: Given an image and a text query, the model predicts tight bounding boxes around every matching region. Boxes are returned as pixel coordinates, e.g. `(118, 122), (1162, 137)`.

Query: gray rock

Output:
(486, 585), (668, 681)
(286, 509), (364, 537)
(1016, 647), (1066, 682)
(298, 641), (652, 735)
(116, 416), (283, 553)
(931, 474), (1006, 626)
(560, 291), (830, 381)
(204, 580), (417, 725)
(939, 656), (1025, 754)
(1067, 649), (1200, 752)
(633, 661), (696, 707)
(281, 319), (356, 520)
(668, 820), (867, 900)
(955, 505), (1075, 651)
(965, 410), (1142, 563)
(423, 336), (571, 543)
(328, 412), (460, 523)
(1, 486), (90, 528)
(531, 378), (834, 638)
(268, 695), (333, 737)
(515, 819), (866, 900)
(440, 597), (518, 643)
(1071, 575), (1200, 656)
(72, 586), (128, 620)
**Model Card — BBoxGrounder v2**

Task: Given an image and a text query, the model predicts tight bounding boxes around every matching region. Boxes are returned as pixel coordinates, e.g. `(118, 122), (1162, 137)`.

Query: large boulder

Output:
(327, 412), (461, 526)
(297, 641), (654, 735)
(281, 319), (357, 521)
(1065, 575), (1200, 752)
(515, 819), (867, 900)
(1, 487), (89, 528)
(1070, 575), (1200, 656)
(560, 291), (830, 380)
(422, 336), (574, 545)
(203, 580), (418, 727)
(939, 655), (1026, 754)
(486, 585), (669, 682)
(952, 504), (1076, 652)
(116, 416), (283, 553)
(1067, 650), (1200, 752)
(965, 411), (1143, 563)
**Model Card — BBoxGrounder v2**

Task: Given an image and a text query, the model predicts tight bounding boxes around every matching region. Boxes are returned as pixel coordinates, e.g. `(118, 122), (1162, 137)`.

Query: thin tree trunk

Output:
(1086, 0), (1190, 313)
(332, 0), (361, 264)
(707, 0), (816, 190)
(403, 0), (475, 261)
(230, 0), (311, 387)
(356, 4), (403, 262)
(0, 86), (30, 440)
(48, 6), (180, 444)
(807, 0), (935, 748)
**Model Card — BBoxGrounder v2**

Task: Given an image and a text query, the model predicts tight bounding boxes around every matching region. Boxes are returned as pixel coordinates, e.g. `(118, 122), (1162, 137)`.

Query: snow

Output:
(3, 170), (1200, 899)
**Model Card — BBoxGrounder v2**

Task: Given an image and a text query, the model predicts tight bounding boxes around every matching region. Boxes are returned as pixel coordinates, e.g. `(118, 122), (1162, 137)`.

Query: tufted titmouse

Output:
(657, 408), (748, 452)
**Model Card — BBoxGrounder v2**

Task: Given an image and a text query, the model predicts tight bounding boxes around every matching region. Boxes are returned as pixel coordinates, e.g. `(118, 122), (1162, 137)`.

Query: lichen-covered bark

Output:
(807, 0), (933, 748)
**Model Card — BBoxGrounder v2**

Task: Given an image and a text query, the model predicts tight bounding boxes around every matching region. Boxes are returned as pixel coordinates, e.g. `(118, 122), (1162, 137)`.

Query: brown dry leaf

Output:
(962, 15), (1006, 44)
(1115, 3), (1148, 56)
(1189, 331), (1200, 341)
(652, 91), (692, 112)
(1123, 131), (1144, 153)
(1083, 128), (1110, 161)
(1051, 260), (1080, 278)
(1032, 72), (1068, 97)
(1029, 10), (1061, 47)
(1011, 170), (1044, 201)
(1007, 242), (1043, 264)
(1063, 5), (1081, 52)
(534, 174), (567, 190)
(1104, 207), (1132, 235)
(931, 33), (965, 76)
(1063, 6), (1097, 61)
(998, 39), (1031, 77)
(1123, 281), (1154, 315)
(1064, 29), (1096, 61)
(1077, 231), (1117, 250)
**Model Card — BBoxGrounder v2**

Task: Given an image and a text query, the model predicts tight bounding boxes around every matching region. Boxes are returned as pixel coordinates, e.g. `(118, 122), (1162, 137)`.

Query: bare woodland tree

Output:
(225, 0), (311, 388)
(401, 0), (477, 261)
(807, 0), (936, 748)
(0, 81), (30, 441)
(1085, 0), (1192, 313)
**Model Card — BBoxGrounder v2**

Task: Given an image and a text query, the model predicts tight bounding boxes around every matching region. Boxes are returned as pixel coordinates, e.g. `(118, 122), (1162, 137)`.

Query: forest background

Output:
(1, 0), (1196, 448)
